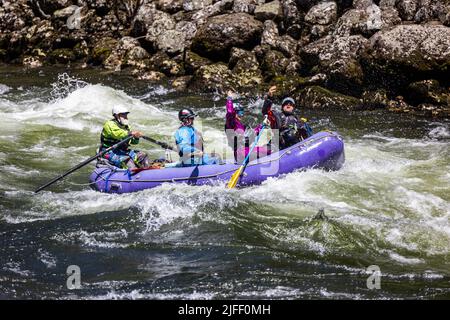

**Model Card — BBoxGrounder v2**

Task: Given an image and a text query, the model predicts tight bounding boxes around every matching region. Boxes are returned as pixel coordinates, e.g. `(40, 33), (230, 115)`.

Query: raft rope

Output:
(93, 132), (342, 184)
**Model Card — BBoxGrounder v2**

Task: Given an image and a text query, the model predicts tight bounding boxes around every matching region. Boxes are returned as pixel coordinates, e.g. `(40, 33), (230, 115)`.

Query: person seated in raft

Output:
(99, 105), (150, 169)
(225, 90), (271, 162)
(174, 108), (220, 167)
(262, 86), (313, 150)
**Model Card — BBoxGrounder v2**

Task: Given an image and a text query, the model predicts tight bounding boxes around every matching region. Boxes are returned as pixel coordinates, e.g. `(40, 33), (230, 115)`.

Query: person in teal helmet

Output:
(99, 105), (150, 169)
(174, 108), (220, 166)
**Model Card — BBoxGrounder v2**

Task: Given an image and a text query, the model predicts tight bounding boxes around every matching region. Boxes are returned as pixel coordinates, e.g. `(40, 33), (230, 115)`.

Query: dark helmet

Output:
(281, 97), (296, 115)
(178, 108), (197, 121)
(282, 97), (295, 107)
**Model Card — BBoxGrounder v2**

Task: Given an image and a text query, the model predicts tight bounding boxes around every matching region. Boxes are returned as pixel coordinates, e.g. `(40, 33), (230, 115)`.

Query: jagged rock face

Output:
(191, 13), (264, 61)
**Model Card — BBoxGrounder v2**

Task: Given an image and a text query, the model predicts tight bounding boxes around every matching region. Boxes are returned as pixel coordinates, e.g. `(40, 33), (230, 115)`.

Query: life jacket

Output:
(175, 125), (204, 157)
(100, 118), (132, 151)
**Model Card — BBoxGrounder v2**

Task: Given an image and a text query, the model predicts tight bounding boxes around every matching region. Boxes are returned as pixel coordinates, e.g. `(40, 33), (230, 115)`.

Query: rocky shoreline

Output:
(1, 0), (449, 118)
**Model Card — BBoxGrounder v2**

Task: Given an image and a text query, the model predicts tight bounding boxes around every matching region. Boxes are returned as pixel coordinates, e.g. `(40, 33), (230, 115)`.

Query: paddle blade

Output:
(227, 166), (244, 189)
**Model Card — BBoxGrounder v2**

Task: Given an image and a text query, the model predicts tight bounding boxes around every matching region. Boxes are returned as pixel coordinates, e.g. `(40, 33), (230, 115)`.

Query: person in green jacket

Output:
(99, 105), (149, 169)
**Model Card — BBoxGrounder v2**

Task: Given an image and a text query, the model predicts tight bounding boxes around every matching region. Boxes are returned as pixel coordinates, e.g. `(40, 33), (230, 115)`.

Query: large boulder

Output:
(334, 4), (401, 37)
(254, 0), (283, 21)
(183, 0), (213, 11)
(155, 29), (186, 54)
(407, 79), (450, 106)
(295, 86), (361, 110)
(367, 24), (450, 73)
(304, 1), (337, 25)
(191, 62), (236, 92)
(191, 0), (234, 24)
(103, 37), (149, 71)
(191, 13), (264, 60)
(156, 0), (184, 13)
(414, 0), (450, 25)
(261, 20), (298, 57)
(301, 35), (370, 94)
(396, 0), (418, 21)
(228, 48), (264, 89)
(232, 0), (265, 14)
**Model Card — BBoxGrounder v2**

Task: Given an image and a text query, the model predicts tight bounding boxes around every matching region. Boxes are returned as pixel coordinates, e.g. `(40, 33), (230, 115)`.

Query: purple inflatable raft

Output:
(89, 131), (345, 194)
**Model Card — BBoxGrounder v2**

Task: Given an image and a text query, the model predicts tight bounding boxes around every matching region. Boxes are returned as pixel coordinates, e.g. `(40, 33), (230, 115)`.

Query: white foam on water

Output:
(428, 124), (449, 139)
(37, 249), (57, 269)
(85, 289), (215, 300)
(388, 252), (424, 265)
(52, 229), (129, 249)
(0, 84), (11, 95)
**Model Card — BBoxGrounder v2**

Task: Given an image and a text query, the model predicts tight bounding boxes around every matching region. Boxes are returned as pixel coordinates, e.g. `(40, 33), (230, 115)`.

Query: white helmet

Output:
(112, 105), (130, 116)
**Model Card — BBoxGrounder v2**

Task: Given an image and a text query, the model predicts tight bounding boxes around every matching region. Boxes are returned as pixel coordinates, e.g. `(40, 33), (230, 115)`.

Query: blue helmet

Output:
(234, 103), (245, 116)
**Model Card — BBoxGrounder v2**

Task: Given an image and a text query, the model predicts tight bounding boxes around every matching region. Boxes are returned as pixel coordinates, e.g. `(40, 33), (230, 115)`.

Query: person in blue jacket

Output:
(174, 108), (220, 166)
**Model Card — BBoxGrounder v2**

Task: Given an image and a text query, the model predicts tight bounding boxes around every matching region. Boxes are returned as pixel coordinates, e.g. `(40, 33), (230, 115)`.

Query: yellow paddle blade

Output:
(227, 166), (244, 189)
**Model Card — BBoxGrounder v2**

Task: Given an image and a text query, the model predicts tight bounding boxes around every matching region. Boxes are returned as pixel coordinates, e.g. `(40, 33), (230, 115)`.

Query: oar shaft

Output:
(142, 136), (175, 151)
(34, 135), (134, 193)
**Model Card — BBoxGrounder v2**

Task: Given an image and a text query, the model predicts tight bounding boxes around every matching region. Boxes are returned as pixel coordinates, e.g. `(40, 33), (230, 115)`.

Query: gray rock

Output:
(254, 0), (283, 21)
(304, 1), (337, 25)
(156, 30), (186, 54)
(261, 20), (298, 57)
(379, 0), (396, 8)
(183, 0), (213, 11)
(353, 0), (374, 10)
(334, 4), (399, 37)
(295, 86), (361, 110)
(396, 0), (418, 21)
(144, 11), (176, 42)
(156, 0), (184, 13)
(176, 21), (197, 40)
(191, 0), (234, 24)
(233, 0), (266, 14)
(53, 5), (79, 18)
(104, 37), (146, 71)
(302, 35), (370, 92)
(183, 50), (212, 73)
(369, 24), (450, 73)
(191, 13), (264, 60)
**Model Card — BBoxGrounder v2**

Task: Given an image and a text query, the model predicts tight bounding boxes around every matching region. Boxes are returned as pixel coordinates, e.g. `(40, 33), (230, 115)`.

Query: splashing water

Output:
(0, 69), (449, 299)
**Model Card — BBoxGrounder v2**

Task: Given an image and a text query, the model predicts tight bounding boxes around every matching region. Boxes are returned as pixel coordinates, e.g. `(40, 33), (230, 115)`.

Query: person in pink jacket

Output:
(224, 91), (270, 162)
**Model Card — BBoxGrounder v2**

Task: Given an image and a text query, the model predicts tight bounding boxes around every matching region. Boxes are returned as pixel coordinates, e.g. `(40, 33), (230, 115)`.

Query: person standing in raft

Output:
(174, 108), (220, 166)
(262, 86), (313, 150)
(99, 105), (150, 169)
(225, 90), (271, 162)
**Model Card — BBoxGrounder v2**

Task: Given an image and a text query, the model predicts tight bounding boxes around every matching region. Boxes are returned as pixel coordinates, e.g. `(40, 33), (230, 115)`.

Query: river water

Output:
(0, 67), (449, 299)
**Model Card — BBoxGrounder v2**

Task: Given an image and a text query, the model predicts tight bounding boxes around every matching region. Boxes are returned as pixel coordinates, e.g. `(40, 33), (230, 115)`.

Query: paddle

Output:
(227, 122), (268, 189)
(34, 135), (134, 193)
(141, 135), (175, 151)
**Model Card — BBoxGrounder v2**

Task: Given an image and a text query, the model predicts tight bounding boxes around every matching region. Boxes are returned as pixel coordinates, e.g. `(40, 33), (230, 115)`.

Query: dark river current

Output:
(0, 67), (449, 299)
